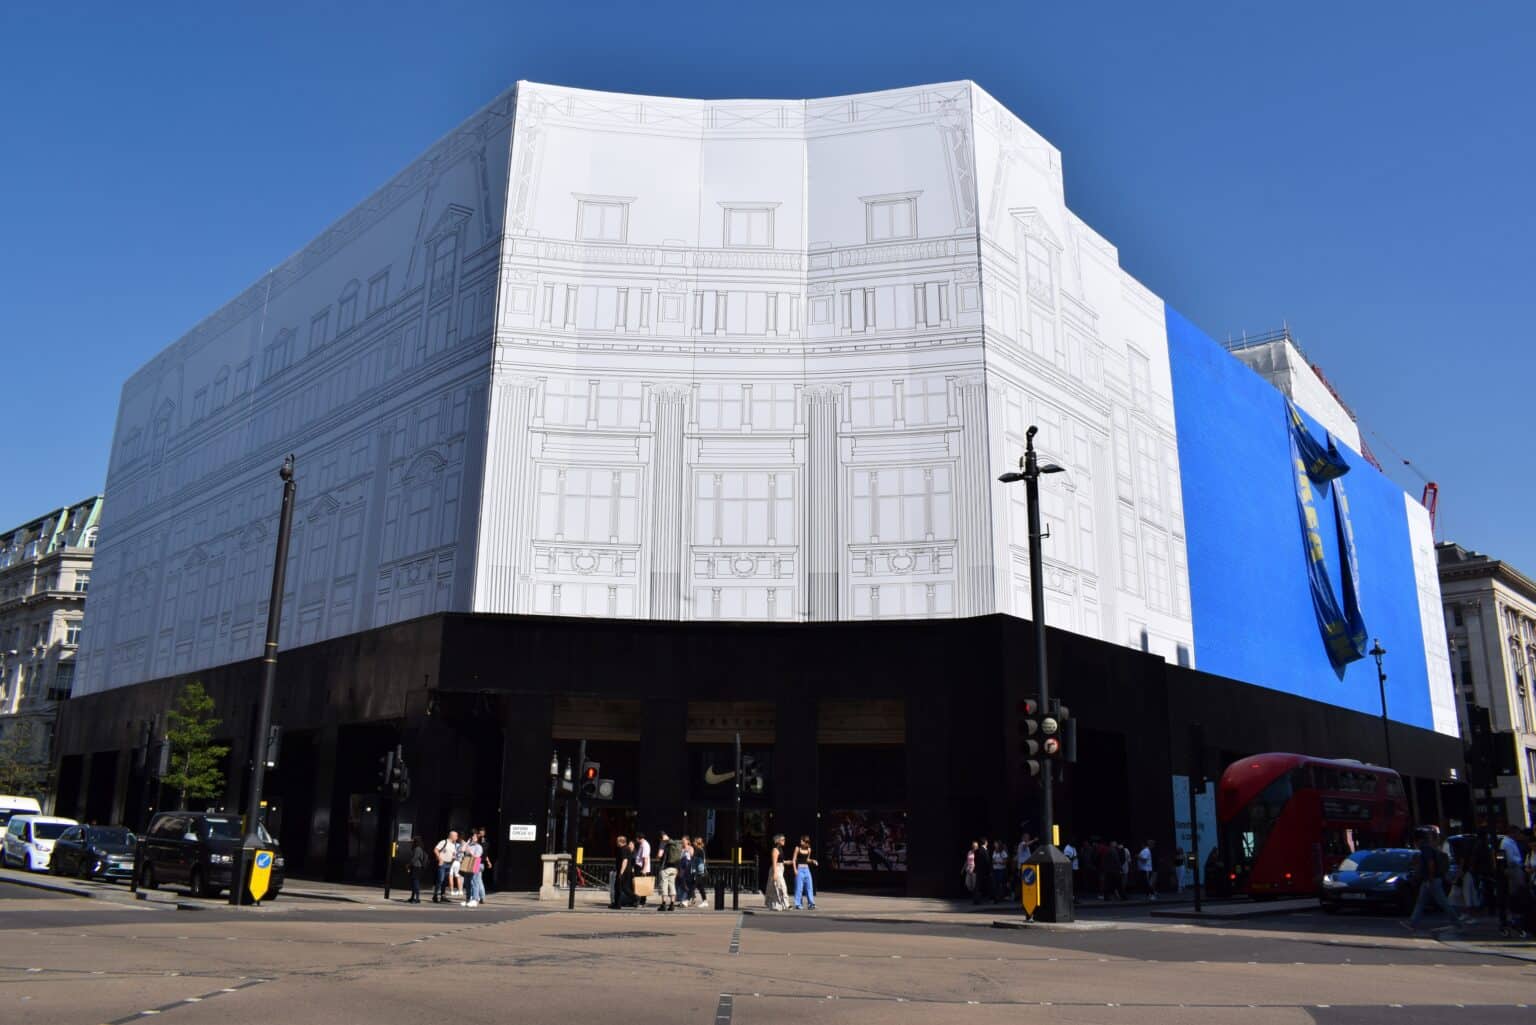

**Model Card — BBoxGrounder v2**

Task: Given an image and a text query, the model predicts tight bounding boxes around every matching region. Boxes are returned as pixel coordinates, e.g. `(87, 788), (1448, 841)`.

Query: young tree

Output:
(0, 719), (46, 798)
(161, 681), (229, 807)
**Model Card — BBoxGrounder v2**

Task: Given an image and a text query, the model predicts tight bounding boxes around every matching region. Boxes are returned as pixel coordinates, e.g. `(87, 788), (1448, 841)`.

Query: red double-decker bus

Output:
(1217, 753), (1410, 898)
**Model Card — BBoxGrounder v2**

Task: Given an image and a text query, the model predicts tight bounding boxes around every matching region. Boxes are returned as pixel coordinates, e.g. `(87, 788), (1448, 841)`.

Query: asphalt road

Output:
(1, 885), (1531, 1025)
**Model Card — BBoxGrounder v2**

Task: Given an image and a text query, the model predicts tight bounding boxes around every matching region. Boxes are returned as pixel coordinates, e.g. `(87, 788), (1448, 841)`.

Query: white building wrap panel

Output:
(1404, 494), (1459, 737)
(82, 81), (1199, 694)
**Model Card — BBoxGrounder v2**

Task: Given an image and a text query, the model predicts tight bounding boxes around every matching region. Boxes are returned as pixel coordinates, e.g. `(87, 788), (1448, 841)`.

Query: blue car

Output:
(1319, 848), (1418, 914)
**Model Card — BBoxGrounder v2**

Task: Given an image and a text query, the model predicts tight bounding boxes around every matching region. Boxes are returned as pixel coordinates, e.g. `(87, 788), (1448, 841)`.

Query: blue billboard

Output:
(1165, 307), (1444, 733)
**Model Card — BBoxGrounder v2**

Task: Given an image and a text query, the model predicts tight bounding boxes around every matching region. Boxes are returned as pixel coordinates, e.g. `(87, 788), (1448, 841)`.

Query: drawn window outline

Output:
(574, 194), (634, 244)
(720, 203), (779, 249)
(861, 192), (920, 243)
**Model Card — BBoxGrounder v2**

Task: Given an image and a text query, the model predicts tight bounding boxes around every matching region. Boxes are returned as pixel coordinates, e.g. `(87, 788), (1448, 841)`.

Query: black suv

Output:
(138, 811), (284, 899)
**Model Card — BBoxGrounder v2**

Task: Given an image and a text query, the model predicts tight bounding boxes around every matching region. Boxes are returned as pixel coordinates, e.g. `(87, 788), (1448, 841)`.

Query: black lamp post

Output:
(998, 426), (1073, 922)
(546, 750), (559, 855)
(230, 454), (296, 906)
(1369, 639), (1393, 771)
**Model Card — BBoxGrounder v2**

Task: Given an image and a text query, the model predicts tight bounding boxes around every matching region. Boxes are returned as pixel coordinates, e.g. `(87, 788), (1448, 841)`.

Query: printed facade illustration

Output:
(76, 82), (1452, 739)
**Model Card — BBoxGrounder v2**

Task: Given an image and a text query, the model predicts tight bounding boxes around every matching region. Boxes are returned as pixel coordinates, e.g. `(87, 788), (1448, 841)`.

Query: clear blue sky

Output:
(2, 2), (1532, 568)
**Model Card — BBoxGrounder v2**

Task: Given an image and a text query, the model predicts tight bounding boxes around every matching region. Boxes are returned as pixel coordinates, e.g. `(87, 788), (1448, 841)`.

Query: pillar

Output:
(804, 385), (840, 621)
(648, 385), (688, 619)
(955, 374), (994, 616)
(475, 375), (538, 613)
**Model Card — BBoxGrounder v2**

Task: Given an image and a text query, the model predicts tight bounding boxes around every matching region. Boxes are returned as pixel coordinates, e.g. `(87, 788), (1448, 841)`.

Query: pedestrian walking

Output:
(656, 830), (680, 912)
(1101, 841), (1125, 901)
(610, 835), (635, 909)
(692, 838), (711, 908)
(990, 841), (1008, 903)
(1063, 839), (1080, 895)
(407, 836), (427, 904)
(973, 839), (993, 904)
(791, 834), (817, 909)
(1138, 840), (1157, 900)
(634, 833), (652, 907)
(433, 829), (460, 903)
(767, 834), (789, 910)
(1404, 827), (1465, 933)
(677, 834), (694, 908)
(461, 830), (485, 907)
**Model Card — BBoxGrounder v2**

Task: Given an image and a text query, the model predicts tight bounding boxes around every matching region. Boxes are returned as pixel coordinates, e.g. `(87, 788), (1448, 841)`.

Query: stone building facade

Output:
(0, 497), (100, 806)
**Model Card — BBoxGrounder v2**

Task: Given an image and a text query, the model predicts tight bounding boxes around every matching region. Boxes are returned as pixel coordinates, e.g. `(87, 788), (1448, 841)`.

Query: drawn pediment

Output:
(238, 521), (269, 550)
(305, 494), (341, 522)
(403, 449), (447, 483)
(427, 203), (473, 239)
(1009, 207), (1063, 249)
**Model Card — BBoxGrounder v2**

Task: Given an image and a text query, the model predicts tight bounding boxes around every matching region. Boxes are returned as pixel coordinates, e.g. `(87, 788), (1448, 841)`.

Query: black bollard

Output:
(714, 874), (726, 910)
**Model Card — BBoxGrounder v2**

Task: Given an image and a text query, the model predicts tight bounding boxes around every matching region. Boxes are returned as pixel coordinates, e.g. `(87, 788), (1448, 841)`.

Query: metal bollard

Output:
(714, 874), (726, 910)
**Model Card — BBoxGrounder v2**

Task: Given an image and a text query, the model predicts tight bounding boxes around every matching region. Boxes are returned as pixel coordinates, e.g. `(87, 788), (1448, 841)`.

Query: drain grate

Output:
(547, 931), (675, 940)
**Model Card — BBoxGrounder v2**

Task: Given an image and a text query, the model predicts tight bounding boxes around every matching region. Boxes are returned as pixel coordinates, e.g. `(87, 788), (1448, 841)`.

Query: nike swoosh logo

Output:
(704, 767), (736, 785)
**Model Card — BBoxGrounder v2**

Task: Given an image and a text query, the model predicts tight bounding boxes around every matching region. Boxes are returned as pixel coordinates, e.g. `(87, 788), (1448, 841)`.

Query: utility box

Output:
(1029, 844), (1075, 923)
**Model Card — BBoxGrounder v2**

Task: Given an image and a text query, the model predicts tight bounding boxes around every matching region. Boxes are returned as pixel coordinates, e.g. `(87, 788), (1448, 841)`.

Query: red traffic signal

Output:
(582, 761), (600, 783)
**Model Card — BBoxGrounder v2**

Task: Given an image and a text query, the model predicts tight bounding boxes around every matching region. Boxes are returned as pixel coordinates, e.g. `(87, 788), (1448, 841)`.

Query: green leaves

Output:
(0, 719), (47, 798)
(161, 681), (229, 805)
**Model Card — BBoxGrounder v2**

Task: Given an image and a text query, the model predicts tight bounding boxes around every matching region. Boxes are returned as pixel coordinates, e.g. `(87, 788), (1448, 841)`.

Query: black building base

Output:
(54, 612), (1463, 896)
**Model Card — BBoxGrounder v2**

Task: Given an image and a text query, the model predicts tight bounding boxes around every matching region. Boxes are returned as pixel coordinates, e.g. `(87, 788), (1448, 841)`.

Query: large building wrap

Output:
(76, 81), (1455, 740)
(1166, 307), (1456, 735)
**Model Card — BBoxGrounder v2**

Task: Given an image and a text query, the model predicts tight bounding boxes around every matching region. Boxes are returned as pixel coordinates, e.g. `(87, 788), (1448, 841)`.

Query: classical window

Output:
(212, 367), (230, 408)
(696, 383), (745, 430)
(902, 376), (949, 425)
(72, 573), (89, 592)
(694, 471), (795, 546)
(575, 195), (632, 243)
(367, 271), (390, 317)
(309, 310), (330, 352)
(721, 204), (777, 248)
(849, 379), (896, 428)
(65, 623), (81, 646)
(48, 662), (74, 702)
(262, 328), (294, 380)
(542, 378), (589, 427)
(862, 192), (919, 243)
(429, 235), (458, 301)
(338, 281), (360, 334)
(850, 465), (953, 543)
(534, 466), (640, 544)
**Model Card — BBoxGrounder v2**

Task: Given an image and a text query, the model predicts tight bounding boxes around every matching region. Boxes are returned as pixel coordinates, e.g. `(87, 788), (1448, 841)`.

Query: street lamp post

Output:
(230, 455), (296, 906)
(998, 425), (1073, 922)
(1369, 639), (1393, 771)
(546, 750), (560, 855)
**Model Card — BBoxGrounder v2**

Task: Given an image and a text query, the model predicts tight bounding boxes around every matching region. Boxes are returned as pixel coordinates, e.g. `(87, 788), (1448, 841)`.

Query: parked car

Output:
(1319, 848), (1418, 913)
(2, 814), (79, 871)
(0, 795), (42, 831)
(137, 811), (283, 899)
(50, 825), (137, 881)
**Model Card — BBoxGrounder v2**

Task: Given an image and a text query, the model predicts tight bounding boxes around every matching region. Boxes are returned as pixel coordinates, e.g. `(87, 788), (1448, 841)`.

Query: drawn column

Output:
(648, 384), (689, 619)
(955, 373), (994, 616)
(474, 375), (538, 613)
(804, 385), (841, 621)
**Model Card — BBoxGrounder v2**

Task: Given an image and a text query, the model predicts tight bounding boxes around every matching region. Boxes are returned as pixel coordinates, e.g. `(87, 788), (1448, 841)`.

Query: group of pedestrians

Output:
(609, 830), (710, 911)
(763, 834), (817, 910)
(964, 834), (1175, 904)
(1409, 824), (1536, 937)
(411, 828), (491, 907)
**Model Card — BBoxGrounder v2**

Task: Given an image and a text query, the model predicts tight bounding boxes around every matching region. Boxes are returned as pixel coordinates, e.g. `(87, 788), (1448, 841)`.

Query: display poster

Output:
(1170, 775), (1218, 883)
(824, 810), (907, 872)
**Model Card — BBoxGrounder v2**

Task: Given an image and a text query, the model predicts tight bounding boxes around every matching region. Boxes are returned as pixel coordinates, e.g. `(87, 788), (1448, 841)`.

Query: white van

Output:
(0, 795), (42, 831)
(3, 814), (78, 872)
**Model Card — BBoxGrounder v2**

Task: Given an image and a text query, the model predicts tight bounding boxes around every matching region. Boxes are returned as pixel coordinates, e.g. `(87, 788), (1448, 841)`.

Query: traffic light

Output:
(378, 745), (411, 799)
(580, 760), (615, 801)
(1019, 699), (1043, 779)
(378, 749), (396, 794)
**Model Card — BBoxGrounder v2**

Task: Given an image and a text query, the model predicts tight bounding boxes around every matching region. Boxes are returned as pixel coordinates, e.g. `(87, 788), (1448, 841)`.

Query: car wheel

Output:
(190, 867), (210, 899)
(78, 859), (94, 881)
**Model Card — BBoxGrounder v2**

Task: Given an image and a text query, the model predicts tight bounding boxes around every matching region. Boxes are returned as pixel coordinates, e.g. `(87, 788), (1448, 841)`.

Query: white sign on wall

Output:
(508, 824), (538, 842)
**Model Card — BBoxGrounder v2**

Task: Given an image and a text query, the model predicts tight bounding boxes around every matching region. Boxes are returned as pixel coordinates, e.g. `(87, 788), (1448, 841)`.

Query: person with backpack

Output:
(1405, 826), (1466, 933)
(406, 836), (428, 904)
(655, 830), (681, 912)
(432, 830), (460, 903)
